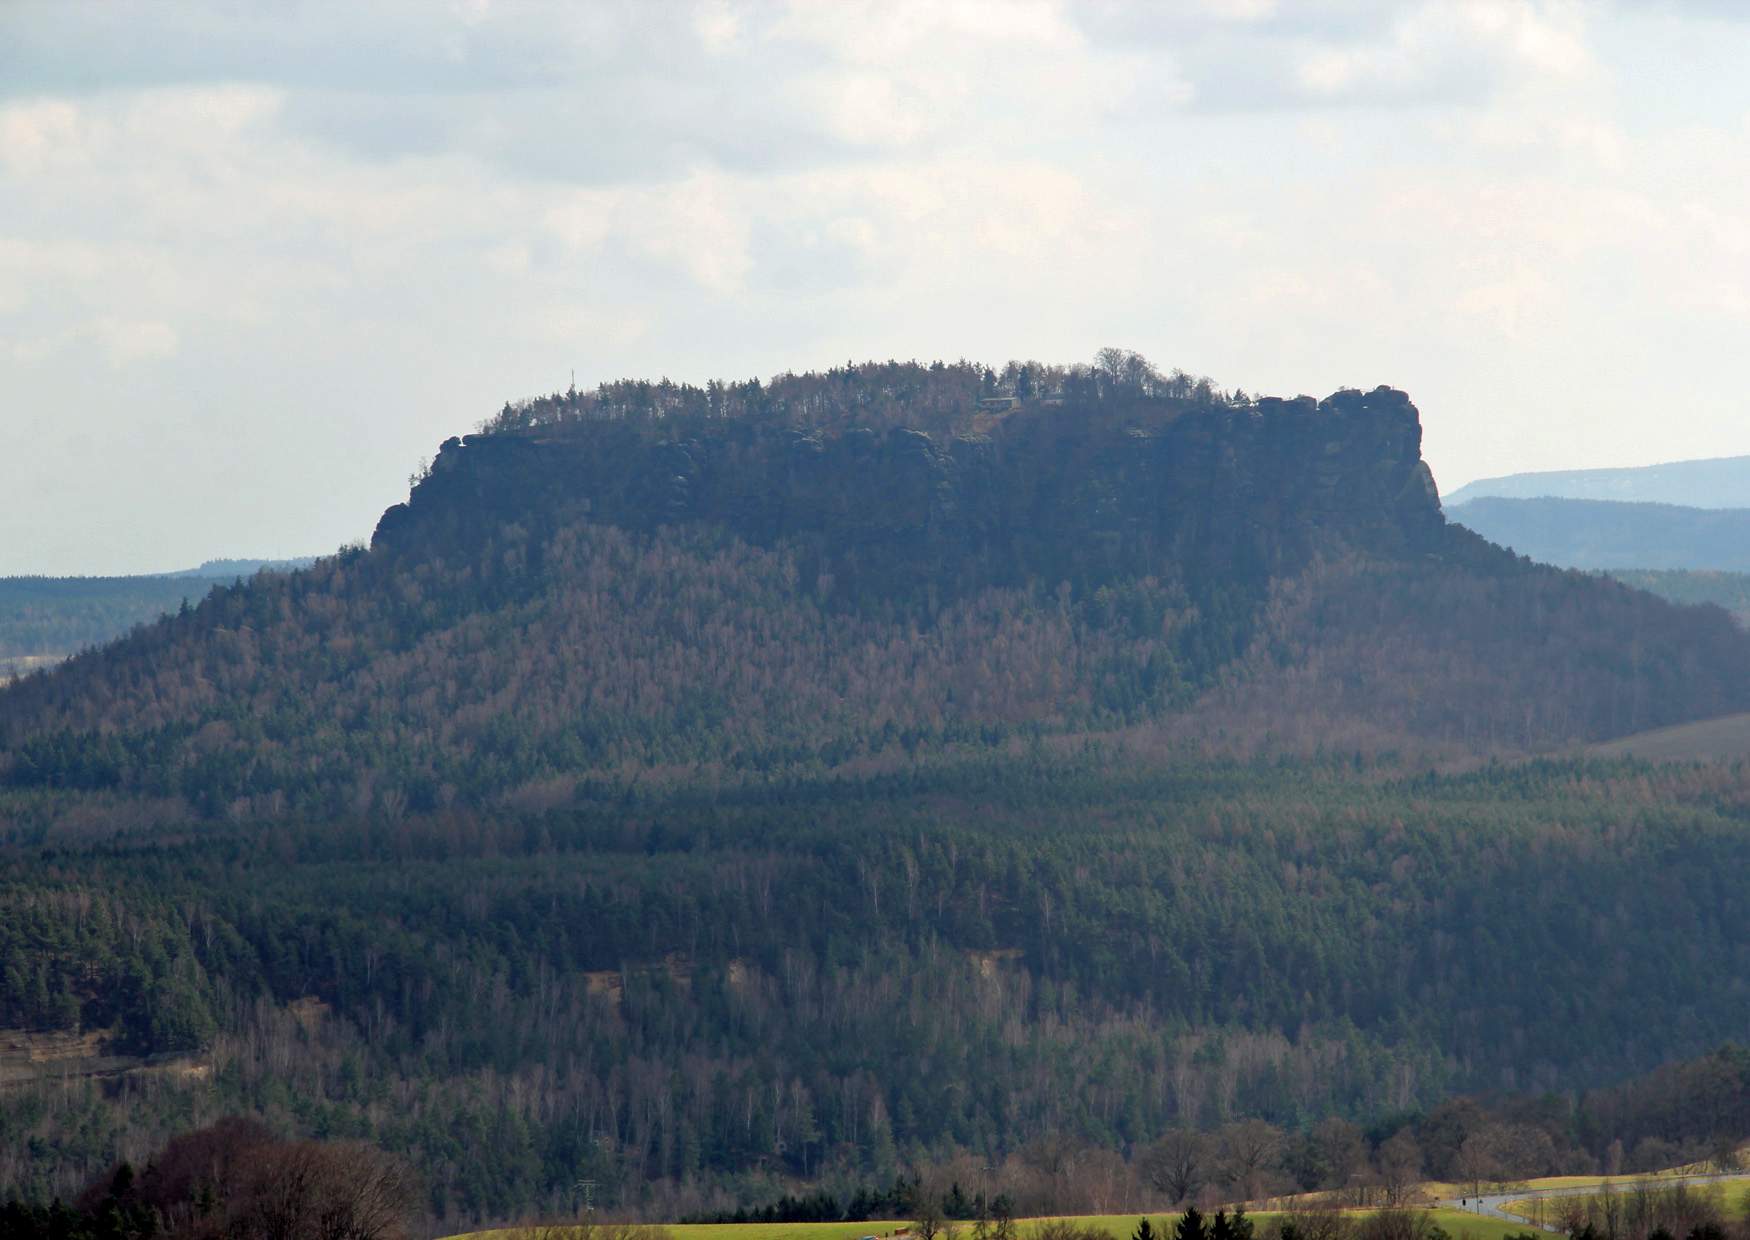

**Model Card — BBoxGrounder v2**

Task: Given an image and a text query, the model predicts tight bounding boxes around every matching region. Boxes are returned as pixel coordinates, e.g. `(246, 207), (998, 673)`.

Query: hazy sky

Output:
(3, 1), (1749, 574)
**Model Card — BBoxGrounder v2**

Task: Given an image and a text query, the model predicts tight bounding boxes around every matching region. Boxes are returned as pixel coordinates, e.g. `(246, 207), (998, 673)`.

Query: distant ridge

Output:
(1447, 496), (1750, 571)
(0, 557), (320, 665)
(1444, 453), (1750, 508)
(164, 556), (317, 578)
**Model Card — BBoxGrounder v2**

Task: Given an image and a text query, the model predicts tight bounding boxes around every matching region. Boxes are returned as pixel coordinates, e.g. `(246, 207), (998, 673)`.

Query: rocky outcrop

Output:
(0, 1027), (208, 1087)
(373, 386), (1450, 600)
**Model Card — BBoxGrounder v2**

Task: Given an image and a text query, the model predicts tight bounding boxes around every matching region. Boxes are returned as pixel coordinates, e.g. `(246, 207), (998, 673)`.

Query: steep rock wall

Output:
(374, 386), (1449, 598)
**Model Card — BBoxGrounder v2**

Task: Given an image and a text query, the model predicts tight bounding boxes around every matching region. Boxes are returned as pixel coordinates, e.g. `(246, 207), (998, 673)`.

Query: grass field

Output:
(1424, 1161), (1750, 1201)
(446, 1225), (909, 1240)
(1586, 711), (1750, 762)
(1420, 1210), (1545, 1240)
(665, 1225), (909, 1240)
(449, 1156), (1750, 1240)
(448, 1207), (1543, 1240)
(1500, 1183), (1750, 1226)
(964, 1211), (1529, 1240)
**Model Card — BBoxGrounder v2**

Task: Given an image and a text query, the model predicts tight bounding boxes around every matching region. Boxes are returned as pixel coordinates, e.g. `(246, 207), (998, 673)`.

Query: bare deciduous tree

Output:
(1219, 1120), (1283, 1203)
(915, 1193), (946, 1240)
(1376, 1130), (1422, 1207)
(229, 1138), (416, 1240)
(82, 1120), (418, 1240)
(1142, 1131), (1208, 1205)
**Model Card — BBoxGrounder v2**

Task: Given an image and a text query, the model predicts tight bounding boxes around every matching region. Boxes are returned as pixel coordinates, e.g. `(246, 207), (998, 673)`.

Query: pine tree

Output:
(992, 1195), (1017, 1240)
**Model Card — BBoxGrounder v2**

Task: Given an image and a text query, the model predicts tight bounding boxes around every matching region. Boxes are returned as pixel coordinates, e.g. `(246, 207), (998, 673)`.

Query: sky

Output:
(3, 1), (1750, 575)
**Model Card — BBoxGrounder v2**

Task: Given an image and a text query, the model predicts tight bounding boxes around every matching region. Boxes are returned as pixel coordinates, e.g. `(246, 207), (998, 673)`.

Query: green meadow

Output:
(450, 1207), (1542, 1240)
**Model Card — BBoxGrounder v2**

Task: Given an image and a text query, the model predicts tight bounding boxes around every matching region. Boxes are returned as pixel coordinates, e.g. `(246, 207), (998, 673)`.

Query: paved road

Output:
(1436, 1173), (1750, 1233)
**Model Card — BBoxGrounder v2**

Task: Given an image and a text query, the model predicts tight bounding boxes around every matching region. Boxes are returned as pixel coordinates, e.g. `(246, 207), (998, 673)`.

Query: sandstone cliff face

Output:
(373, 386), (1448, 598)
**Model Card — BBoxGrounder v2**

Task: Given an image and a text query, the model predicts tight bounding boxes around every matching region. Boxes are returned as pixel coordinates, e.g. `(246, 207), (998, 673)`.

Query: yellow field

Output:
(1501, 1183), (1750, 1226)
(446, 1221), (920, 1240)
(1017, 1212), (1551, 1240)
(1421, 1165), (1736, 1200)
(449, 1207), (1539, 1240)
(666, 1224), (908, 1240)
(447, 1148), (1750, 1240)
(988, 1213), (1267, 1240)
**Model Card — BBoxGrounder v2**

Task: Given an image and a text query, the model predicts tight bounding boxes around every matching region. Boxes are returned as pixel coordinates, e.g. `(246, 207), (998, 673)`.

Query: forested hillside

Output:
(1607, 570), (1750, 625)
(8, 756), (1750, 1223)
(6, 357), (1750, 1228)
(3, 360), (1747, 828)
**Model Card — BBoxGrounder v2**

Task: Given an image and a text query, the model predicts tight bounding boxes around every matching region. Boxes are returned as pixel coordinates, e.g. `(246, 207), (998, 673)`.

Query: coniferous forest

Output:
(7, 358), (1750, 1230)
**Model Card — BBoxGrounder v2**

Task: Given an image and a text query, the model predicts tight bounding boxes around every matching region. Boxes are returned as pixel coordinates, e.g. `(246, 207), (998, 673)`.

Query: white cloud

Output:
(775, 0), (1077, 60)
(1452, 271), (1558, 337)
(1483, 0), (1591, 77)
(96, 319), (179, 366)
(539, 304), (653, 349)
(482, 241), (531, 276)
(0, 100), (82, 176)
(790, 69), (936, 148)
(1192, 0), (1279, 20)
(1295, 1), (1591, 101)
(628, 169), (755, 294)
(545, 191), (618, 253)
(693, 0), (745, 52)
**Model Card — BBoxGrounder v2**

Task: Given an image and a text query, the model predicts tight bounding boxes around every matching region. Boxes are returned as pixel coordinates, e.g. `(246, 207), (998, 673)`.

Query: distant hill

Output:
(0, 558), (319, 665)
(1447, 496), (1750, 571)
(6, 360), (1750, 821)
(1607, 568), (1750, 623)
(1444, 453), (1750, 508)
(1445, 497), (1750, 621)
(163, 557), (316, 578)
